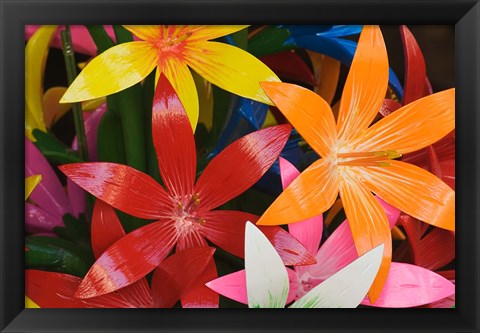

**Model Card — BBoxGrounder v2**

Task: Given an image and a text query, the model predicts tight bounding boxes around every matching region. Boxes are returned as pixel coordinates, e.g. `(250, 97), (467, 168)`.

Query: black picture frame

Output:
(1, 0), (479, 332)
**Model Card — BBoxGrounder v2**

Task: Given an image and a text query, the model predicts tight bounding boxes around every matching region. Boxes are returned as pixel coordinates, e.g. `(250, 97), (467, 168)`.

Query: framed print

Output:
(1, 0), (479, 332)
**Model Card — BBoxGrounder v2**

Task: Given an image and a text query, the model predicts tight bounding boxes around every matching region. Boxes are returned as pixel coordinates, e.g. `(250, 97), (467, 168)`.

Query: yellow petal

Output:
(42, 87), (71, 128)
(160, 58), (199, 130)
(25, 296), (40, 308)
(186, 25), (250, 42)
(360, 160), (455, 231)
(336, 25), (389, 142)
(61, 41), (158, 103)
(257, 159), (339, 226)
(25, 25), (57, 141)
(356, 89), (455, 154)
(186, 41), (279, 106)
(123, 25), (161, 41)
(192, 71), (213, 130)
(307, 51), (341, 105)
(339, 172), (391, 304)
(25, 175), (42, 200)
(260, 81), (337, 158)
(262, 109), (278, 128)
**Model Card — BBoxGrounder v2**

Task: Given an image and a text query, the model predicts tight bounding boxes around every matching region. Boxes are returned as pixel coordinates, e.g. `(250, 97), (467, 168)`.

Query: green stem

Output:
(60, 26), (88, 161)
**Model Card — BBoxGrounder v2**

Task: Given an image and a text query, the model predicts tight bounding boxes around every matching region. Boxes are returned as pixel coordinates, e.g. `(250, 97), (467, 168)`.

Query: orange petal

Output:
(307, 51), (341, 105)
(260, 82), (336, 158)
(43, 87), (71, 128)
(336, 25), (389, 142)
(360, 160), (454, 231)
(356, 89), (455, 154)
(257, 159), (339, 226)
(339, 173), (391, 304)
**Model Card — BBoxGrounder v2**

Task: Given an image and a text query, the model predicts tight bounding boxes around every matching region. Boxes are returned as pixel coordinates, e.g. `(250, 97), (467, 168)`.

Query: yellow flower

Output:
(60, 25), (280, 129)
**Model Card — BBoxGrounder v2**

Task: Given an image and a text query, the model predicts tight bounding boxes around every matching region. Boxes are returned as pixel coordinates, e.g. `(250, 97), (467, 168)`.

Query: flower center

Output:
(336, 150), (402, 167)
(172, 193), (205, 237)
(151, 26), (191, 57)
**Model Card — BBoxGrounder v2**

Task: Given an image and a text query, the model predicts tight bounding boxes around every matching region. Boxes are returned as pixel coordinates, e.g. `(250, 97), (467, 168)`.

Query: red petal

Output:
(427, 145), (442, 179)
(59, 163), (173, 219)
(74, 220), (177, 299)
(150, 247), (215, 308)
(152, 74), (197, 199)
(440, 159), (455, 190)
(400, 25), (427, 104)
(379, 99), (402, 118)
(194, 124), (291, 211)
(260, 51), (317, 86)
(180, 257), (219, 308)
(26, 270), (135, 308)
(201, 210), (316, 265)
(91, 200), (126, 259)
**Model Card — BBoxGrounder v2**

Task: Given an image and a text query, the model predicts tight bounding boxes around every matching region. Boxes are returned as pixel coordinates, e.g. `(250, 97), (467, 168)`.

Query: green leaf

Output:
(32, 129), (83, 164)
(231, 28), (248, 50)
(211, 86), (232, 141)
(97, 107), (126, 164)
(113, 25), (134, 43)
(25, 238), (90, 277)
(248, 26), (294, 57)
(86, 25), (115, 54)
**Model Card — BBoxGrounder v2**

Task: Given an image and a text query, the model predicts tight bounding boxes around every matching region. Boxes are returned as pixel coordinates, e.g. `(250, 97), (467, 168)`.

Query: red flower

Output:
(60, 74), (315, 306)
(26, 200), (216, 308)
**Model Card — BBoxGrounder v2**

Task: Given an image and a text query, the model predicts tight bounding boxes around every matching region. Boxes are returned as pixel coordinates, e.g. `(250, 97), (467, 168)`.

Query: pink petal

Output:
(25, 203), (63, 234)
(25, 138), (72, 218)
(206, 268), (298, 305)
(279, 157), (323, 255)
(361, 262), (455, 308)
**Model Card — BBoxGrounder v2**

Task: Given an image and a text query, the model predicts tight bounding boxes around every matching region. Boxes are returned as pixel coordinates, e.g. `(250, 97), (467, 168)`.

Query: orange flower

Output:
(257, 25), (455, 303)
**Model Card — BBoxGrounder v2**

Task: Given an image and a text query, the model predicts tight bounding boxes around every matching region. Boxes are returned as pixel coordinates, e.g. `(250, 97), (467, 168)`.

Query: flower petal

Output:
(151, 74), (197, 198)
(26, 270), (135, 308)
(360, 160), (455, 231)
(194, 124), (291, 211)
(160, 57), (199, 129)
(260, 81), (336, 158)
(42, 87), (71, 128)
(122, 25), (161, 41)
(260, 51), (317, 86)
(290, 244), (384, 308)
(257, 158), (339, 226)
(26, 139), (72, 217)
(25, 203), (63, 234)
(356, 89), (455, 154)
(336, 25), (389, 142)
(74, 220), (177, 298)
(61, 41), (157, 103)
(186, 41), (279, 105)
(201, 210), (315, 265)
(59, 162), (173, 220)
(25, 175), (42, 200)
(307, 51), (341, 105)
(206, 268), (298, 305)
(150, 247), (215, 308)
(245, 222), (289, 308)
(279, 158), (323, 255)
(400, 25), (427, 104)
(186, 25), (250, 42)
(25, 25), (57, 140)
(180, 258), (219, 308)
(361, 262), (455, 308)
(339, 173), (392, 303)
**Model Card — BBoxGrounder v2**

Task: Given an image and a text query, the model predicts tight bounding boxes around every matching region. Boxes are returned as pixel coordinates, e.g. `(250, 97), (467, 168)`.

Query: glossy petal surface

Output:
(258, 159), (339, 226)
(361, 160), (455, 231)
(187, 41), (279, 105)
(152, 74), (197, 198)
(25, 203), (63, 234)
(75, 221), (177, 298)
(357, 89), (455, 154)
(180, 258), (219, 308)
(280, 158), (323, 255)
(261, 82), (336, 158)
(26, 270), (135, 308)
(61, 42), (157, 103)
(245, 222), (289, 308)
(290, 245), (383, 308)
(361, 262), (455, 308)
(151, 247), (215, 308)
(339, 174), (391, 303)
(194, 124), (291, 211)
(60, 163), (173, 220)
(336, 25), (389, 142)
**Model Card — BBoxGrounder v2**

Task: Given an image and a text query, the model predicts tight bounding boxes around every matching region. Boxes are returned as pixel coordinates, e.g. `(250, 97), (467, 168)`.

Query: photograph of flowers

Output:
(24, 25), (455, 309)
